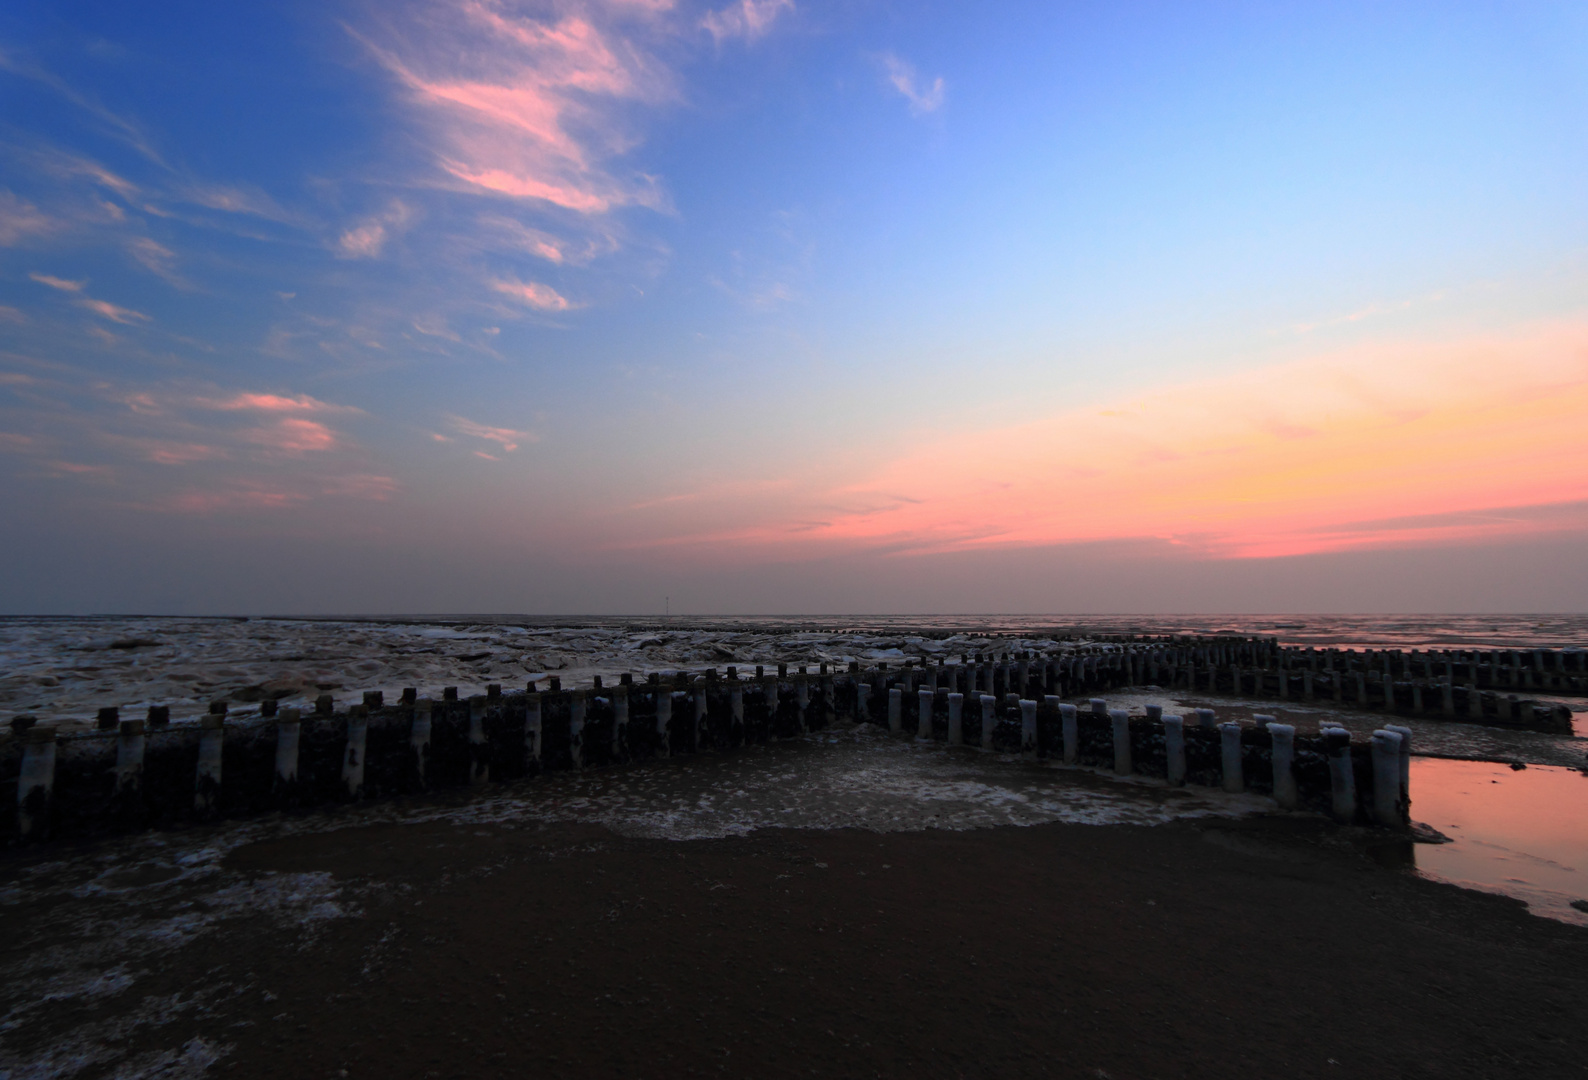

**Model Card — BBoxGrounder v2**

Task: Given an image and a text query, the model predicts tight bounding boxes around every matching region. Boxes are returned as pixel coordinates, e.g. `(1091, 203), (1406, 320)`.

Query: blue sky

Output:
(2, 1), (1586, 613)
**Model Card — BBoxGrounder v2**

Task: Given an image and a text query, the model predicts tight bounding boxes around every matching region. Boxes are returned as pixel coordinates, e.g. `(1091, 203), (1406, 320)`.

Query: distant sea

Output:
(320, 613), (1588, 653)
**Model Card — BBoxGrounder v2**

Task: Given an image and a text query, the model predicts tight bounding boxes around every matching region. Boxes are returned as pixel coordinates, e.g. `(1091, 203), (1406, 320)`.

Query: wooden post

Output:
(276, 707), (303, 800)
(1163, 715), (1185, 786)
(195, 715), (224, 817)
(1324, 729), (1356, 823)
(343, 705), (368, 799)
(657, 686), (675, 758)
(465, 696), (489, 781)
(1266, 721), (1297, 809)
(1219, 722), (1243, 793)
(115, 719), (146, 802)
(569, 690), (586, 769)
(411, 701), (434, 787)
(613, 683), (630, 759)
(1371, 730), (1404, 827)
(17, 726), (56, 842)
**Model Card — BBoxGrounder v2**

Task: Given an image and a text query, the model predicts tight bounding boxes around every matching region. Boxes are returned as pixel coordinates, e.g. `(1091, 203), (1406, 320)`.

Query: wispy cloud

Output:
(29, 271), (153, 324)
(143, 441), (228, 465)
(201, 391), (363, 415)
(446, 413), (535, 452)
(244, 417), (341, 454)
(0, 373), (389, 516)
(80, 298), (150, 324)
(356, 1), (674, 215)
(881, 53), (945, 114)
(0, 48), (166, 165)
(180, 182), (298, 224)
(491, 276), (573, 311)
(702, 0), (793, 43)
(126, 236), (188, 287)
(29, 272), (85, 292)
(337, 200), (415, 259)
(0, 191), (55, 245)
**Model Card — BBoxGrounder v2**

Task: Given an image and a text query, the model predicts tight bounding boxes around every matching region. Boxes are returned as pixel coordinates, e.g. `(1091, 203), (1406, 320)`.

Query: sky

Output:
(1, 0), (1587, 615)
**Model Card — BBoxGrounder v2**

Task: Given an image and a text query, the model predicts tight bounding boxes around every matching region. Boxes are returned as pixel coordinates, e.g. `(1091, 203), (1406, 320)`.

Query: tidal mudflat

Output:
(3, 617), (1586, 1078)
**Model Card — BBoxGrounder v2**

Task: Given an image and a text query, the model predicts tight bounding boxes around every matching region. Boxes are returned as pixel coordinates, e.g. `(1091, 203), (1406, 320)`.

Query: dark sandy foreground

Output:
(8, 814), (1586, 1080)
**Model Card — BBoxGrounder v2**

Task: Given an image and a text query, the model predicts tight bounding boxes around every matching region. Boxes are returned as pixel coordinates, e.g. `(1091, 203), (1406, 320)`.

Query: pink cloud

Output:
(144, 442), (227, 465)
(205, 392), (361, 415)
(322, 473), (399, 500)
(337, 200), (414, 259)
(702, 0), (793, 43)
(33, 150), (139, 199)
(30, 272), (85, 292)
(587, 323), (1588, 566)
(357, 1), (672, 215)
(448, 413), (534, 451)
(245, 417), (340, 454)
(181, 182), (296, 223)
(492, 277), (572, 311)
(165, 488), (306, 514)
(0, 305), (27, 324)
(881, 53), (945, 114)
(80, 298), (151, 324)
(46, 460), (114, 478)
(1, 192), (55, 245)
(127, 237), (187, 286)
(476, 216), (567, 262)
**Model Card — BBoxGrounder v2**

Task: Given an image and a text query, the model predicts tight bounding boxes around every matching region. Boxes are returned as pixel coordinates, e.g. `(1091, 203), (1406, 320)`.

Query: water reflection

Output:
(1410, 758), (1588, 926)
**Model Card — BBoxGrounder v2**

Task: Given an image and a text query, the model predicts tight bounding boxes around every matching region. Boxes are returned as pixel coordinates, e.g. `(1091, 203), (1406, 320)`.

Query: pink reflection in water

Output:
(1411, 758), (1588, 926)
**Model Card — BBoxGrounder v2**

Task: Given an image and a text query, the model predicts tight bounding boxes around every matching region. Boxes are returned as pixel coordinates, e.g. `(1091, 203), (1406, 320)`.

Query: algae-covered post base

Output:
(1219, 722), (1243, 793)
(1162, 715), (1185, 786)
(343, 706), (368, 800)
(17, 726), (56, 843)
(114, 719), (146, 804)
(1266, 722), (1297, 809)
(1325, 729), (1356, 823)
(411, 702), (434, 789)
(1110, 710), (1131, 775)
(656, 688), (674, 758)
(1371, 730), (1405, 829)
(522, 694), (540, 770)
(195, 715), (224, 818)
(275, 707), (303, 805)
(1059, 703), (1079, 764)
(469, 696), (491, 783)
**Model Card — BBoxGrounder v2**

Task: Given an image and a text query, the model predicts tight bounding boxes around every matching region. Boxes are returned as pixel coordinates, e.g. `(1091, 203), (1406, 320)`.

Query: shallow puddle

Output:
(1409, 757), (1588, 926)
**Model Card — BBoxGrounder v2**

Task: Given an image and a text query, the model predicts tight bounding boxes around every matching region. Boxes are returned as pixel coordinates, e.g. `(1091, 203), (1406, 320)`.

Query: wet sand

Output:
(7, 817), (1586, 1080)
(3, 734), (1586, 1079)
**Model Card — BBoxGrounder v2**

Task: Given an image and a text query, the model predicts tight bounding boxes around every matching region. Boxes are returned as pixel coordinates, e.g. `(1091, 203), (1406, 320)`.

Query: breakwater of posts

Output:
(0, 634), (1508, 848)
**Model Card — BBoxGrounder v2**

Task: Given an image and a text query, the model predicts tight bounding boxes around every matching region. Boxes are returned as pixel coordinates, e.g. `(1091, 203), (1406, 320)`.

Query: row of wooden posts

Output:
(9, 649), (1413, 845)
